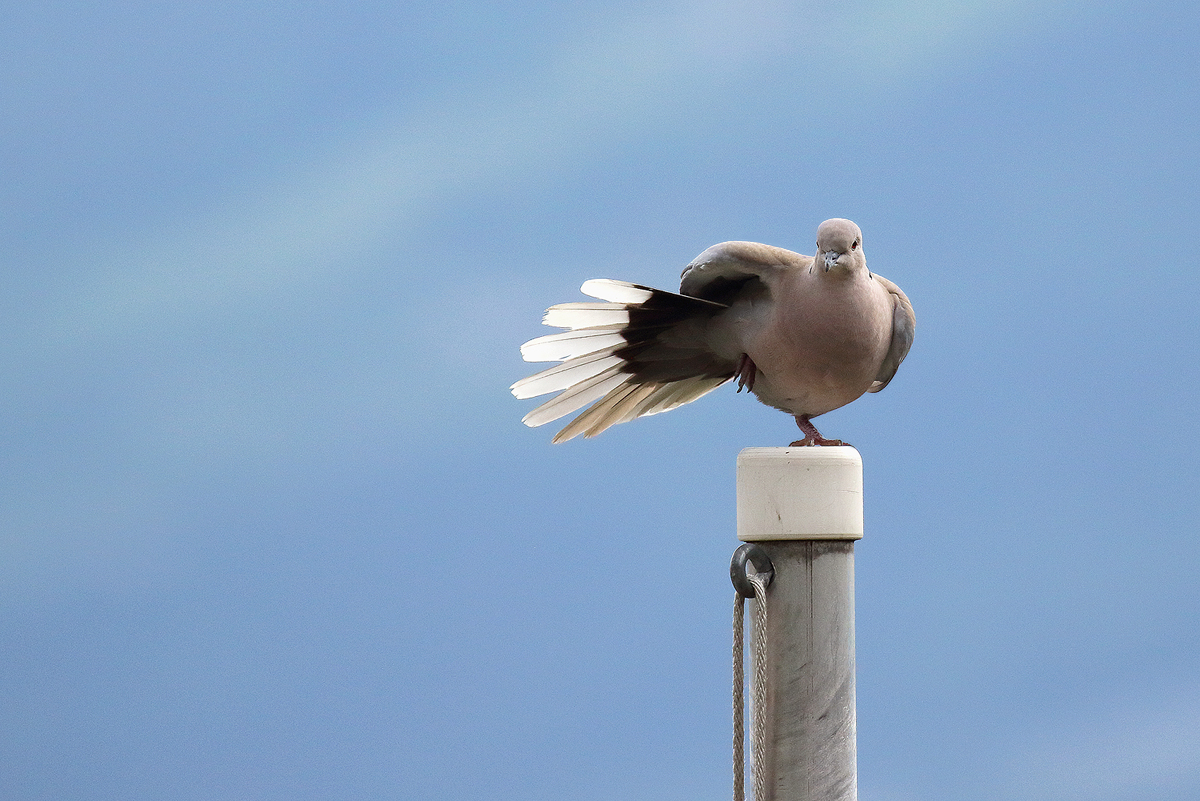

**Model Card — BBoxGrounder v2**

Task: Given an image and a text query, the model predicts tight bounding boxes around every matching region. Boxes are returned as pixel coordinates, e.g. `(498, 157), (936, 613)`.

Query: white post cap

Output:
(736, 446), (864, 541)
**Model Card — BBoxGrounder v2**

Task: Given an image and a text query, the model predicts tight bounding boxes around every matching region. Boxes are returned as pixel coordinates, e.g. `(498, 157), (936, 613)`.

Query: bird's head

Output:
(815, 218), (865, 274)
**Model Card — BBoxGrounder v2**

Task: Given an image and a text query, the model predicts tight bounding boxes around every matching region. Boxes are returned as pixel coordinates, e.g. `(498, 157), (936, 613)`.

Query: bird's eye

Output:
(851, 239), (859, 250)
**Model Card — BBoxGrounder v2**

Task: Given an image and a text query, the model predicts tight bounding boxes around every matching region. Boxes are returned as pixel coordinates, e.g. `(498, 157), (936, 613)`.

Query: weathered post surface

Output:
(737, 446), (862, 801)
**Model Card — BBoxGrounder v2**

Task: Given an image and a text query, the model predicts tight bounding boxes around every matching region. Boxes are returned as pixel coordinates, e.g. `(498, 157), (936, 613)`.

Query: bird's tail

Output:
(512, 279), (734, 443)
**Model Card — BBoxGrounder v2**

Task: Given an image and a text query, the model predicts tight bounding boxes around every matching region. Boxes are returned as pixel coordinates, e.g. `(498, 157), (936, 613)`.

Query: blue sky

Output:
(2, 1), (1199, 799)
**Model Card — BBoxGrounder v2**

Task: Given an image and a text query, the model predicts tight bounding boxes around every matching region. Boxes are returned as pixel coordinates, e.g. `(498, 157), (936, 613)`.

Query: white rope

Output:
(749, 573), (770, 801)
(734, 593), (745, 801)
(735, 572), (770, 801)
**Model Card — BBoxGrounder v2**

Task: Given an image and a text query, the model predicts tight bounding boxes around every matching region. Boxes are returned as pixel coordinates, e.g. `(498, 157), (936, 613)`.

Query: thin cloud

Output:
(28, 0), (1061, 347)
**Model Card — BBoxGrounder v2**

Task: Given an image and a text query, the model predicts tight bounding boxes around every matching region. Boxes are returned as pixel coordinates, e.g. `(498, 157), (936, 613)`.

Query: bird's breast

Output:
(745, 273), (893, 417)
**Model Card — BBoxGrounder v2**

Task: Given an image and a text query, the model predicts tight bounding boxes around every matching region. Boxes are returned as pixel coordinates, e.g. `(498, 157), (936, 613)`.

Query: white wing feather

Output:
(520, 368), (630, 428)
(510, 352), (625, 399)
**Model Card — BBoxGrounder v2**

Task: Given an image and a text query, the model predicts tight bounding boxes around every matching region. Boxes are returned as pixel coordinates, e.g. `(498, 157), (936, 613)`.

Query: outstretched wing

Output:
(512, 279), (733, 443)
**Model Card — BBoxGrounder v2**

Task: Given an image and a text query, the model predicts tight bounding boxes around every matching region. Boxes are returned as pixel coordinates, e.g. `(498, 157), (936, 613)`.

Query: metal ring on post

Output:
(730, 543), (774, 598)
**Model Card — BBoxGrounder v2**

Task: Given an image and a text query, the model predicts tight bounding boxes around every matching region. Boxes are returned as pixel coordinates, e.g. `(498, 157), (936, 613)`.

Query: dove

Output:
(512, 218), (914, 445)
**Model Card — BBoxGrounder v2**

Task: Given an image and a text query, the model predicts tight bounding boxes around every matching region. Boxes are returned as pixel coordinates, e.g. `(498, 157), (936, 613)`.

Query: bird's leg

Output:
(735, 353), (757, 393)
(790, 415), (848, 447)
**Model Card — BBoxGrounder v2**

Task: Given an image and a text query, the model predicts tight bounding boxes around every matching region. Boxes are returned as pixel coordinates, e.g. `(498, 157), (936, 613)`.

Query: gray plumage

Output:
(512, 218), (915, 444)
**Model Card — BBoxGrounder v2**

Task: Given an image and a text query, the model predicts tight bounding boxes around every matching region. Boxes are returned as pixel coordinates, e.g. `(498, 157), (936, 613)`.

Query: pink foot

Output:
(789, 415), (849, 447)
(735, 353), (756, 393)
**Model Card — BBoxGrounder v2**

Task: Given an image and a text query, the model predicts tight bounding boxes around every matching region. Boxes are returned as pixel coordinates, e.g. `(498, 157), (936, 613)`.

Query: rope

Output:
(734, 572), (770, 801)
(734, 593), (745, 801)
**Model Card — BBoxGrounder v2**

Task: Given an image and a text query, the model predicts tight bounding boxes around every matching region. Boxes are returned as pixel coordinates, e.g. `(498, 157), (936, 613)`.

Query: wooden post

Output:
(737, 446), (863, 801)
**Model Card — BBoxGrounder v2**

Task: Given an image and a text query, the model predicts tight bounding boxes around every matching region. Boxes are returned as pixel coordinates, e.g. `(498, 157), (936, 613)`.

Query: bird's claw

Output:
(791, 415), (848, 447)
(735, 353), (756, 393)
(788, 437), (848, 447)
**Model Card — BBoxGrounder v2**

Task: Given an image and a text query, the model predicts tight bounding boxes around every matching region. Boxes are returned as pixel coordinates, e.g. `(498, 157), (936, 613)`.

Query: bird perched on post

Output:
(512, 218), (914, 445)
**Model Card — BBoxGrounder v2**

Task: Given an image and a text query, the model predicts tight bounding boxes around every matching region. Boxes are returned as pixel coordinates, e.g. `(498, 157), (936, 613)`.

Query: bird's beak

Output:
(823, 251), (841, 271)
